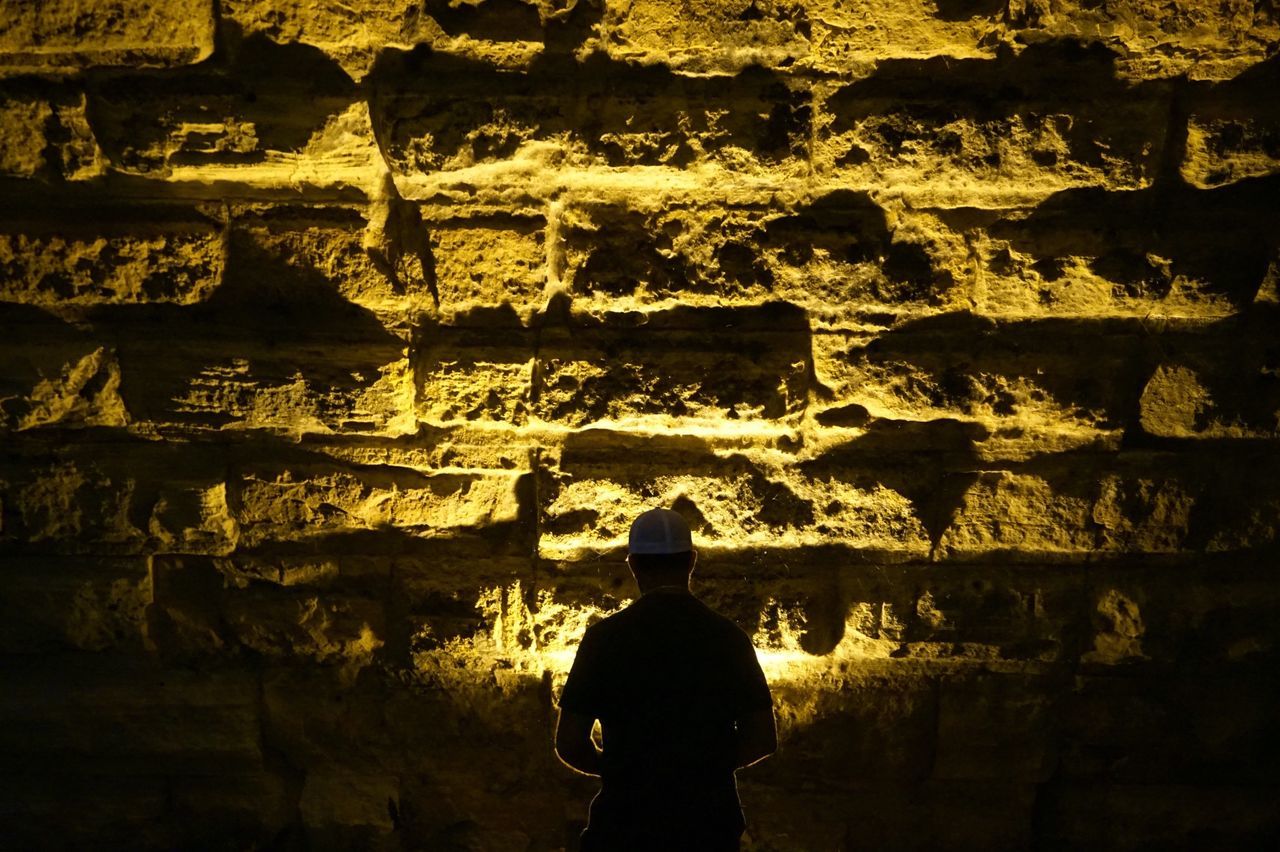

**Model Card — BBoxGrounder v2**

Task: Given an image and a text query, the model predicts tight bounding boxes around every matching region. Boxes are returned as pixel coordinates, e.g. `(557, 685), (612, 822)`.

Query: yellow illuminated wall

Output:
(1, 1), (1278, 849)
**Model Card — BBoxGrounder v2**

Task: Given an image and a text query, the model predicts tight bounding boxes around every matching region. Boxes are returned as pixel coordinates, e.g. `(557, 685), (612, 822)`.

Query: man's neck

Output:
(638, 582), (692, 597)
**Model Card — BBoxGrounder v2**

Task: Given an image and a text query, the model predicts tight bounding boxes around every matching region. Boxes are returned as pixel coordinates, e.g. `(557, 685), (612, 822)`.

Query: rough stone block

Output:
(422, 211), (547, 323)
(1182, 62), (1280, 187)
(1139, 328), (1280, 440)
(1009, 0), (1280, 81)
(414, 325), (535, 425)
(970, 177), (1280, 317)
(85, 35), (381, 193)
(811, 320), (1140, 460)
(232, 460), (528, 549)
(0, 656), (262, 773)
(0, 0), (215, 73)
(534, 304), (811, 428)
(600, 0), (813, 73)
(301, 772), (399, 850)
(0, 774), (170, 850)
(765, 669), (937, 783)
(558, 198), (970, 324)
(369, 51), (809, 193)
(170, 772), (294, 850)
(0, 557), (150, 653)
(223, 0), (596, 79)
(805, 0), (1004, 72)
(815, 45), (1171, 205)
(0, 204), (223, 306)
(0, 316), (128, 431)
(542, 434), (931, 559)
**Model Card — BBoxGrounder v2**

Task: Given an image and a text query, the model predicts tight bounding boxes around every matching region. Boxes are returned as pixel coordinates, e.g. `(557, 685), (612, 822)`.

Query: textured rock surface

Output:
(1, 2), (1278, 850)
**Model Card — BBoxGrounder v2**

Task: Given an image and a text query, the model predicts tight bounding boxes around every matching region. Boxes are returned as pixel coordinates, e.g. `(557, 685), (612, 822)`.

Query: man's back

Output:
(560, 589), (773, 848)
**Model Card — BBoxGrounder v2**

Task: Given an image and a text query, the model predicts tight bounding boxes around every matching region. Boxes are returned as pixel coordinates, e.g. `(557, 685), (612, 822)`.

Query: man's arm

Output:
(735, 706), (777, 769)
(555, 708), (602, 776)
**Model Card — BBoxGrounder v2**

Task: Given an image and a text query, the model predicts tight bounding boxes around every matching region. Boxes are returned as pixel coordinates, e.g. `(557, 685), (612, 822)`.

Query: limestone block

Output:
(0, 457), (144, 554)
(0, 557), (150, 653)
(369, 51), (809, 196)
(971, 178), (1280, 317)
(1140, 354), (1280, 440)
(1177, 60), (1280, 187)
(744, 781), (1037, 852)
(815, 45), (1171, 206)
(939, 469), (1098, 558)
(811, 322), (1137, 461)
(0, 656), (262, 773)
(808, 0), (1005, 72)
(1010, 0), (1280, 81)
(86, 36), (383, 194)
(0, 447), (240, 556)
(0, 0), (215, 73)
(233, 206), (427, 318)
(223, 0), (590, 78)
(0, 334), (128, 431)
(224, 586), (386, 669)
(421, 211), (548, 322)
(0, 206), (223, 307)
(534, 305), (811, 429)
(112, 224), (415, 435)
(415, 326), (535, 425)
(232, 461), (527, 548)
(541, 436), (931, 558)
(0, 83), (104, 181)
(558, 198), (970, 325)
(601, 0), (813, 73)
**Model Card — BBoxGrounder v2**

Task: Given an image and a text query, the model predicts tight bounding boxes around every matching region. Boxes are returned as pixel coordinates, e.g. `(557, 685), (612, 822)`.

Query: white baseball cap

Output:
(628, 508), (694, 555)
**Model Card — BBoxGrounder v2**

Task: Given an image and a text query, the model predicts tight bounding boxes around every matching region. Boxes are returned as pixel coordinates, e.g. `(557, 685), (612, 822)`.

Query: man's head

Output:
(627, 507), (696, 590)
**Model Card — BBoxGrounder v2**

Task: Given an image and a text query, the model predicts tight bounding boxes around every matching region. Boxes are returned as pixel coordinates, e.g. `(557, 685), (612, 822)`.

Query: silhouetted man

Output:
(556, 508), (777, 851)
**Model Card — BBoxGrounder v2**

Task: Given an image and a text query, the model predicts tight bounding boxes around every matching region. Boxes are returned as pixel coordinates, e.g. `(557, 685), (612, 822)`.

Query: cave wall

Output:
(2, 1), (1279, 850)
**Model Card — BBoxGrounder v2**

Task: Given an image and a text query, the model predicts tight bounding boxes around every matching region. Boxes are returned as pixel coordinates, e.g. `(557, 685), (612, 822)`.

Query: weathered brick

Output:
(938, 461), (1207, 559)
(969, 178), (1280, 317)
(0, 0), (215, 73)
(807, 0), (1004, 72)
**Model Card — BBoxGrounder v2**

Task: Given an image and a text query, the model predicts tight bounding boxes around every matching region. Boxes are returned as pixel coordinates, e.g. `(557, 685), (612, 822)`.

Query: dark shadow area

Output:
(367, 47), (810, 171)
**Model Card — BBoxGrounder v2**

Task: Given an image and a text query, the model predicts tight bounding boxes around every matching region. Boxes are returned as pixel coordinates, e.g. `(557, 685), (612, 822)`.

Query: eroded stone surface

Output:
(0, 0), (215, 73)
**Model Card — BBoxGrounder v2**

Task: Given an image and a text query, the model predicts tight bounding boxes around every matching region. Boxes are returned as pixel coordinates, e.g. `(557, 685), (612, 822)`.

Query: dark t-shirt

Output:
(559, 588), (773, 845)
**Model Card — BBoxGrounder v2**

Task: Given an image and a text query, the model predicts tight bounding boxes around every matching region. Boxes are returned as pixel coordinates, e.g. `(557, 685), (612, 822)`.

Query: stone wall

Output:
(2, 1), (1278, 849)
